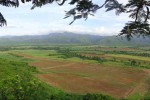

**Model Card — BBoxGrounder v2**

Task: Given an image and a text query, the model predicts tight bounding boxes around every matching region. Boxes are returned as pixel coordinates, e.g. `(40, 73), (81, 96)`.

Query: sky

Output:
(0, 0), (130, 36)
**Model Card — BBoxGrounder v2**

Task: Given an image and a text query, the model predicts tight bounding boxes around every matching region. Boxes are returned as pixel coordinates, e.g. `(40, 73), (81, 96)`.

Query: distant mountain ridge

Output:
(0, 32), (149, 46)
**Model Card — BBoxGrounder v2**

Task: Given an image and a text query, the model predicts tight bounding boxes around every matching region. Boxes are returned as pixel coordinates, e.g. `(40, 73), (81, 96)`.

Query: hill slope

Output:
(0, 32), (149, 46)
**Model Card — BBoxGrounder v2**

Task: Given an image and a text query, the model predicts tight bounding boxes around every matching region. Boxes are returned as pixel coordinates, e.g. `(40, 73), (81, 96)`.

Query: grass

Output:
(0, 52), (31, 62)
(0, 54), (33, 79)
(0, 45), (150, 99)
(9, 49), (57, 57)
(107, 54), (150, 62)
(23, 54), (148, 98)
(0, 51), (70, 99)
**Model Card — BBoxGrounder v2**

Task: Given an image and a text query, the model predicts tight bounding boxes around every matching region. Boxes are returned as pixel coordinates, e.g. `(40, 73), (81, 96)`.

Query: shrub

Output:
(0, 75), (50, 100)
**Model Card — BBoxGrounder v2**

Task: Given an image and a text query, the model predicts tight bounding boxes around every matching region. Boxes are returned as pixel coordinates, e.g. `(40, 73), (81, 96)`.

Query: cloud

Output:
(0, 0), (129, 36)
(119, 0), (128, 4)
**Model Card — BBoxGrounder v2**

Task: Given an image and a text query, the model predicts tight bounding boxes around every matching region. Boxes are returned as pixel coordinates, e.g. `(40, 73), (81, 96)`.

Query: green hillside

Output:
(98, 36), (150, 46)
(0, 32), (149, 46)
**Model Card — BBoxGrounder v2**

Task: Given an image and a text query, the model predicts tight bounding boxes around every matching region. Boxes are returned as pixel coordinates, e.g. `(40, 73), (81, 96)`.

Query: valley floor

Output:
(10, 50), (150, 99)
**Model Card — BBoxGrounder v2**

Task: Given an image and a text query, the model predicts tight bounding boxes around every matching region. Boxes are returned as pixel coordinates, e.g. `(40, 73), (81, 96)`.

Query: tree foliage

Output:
(0, 0), (150, 39)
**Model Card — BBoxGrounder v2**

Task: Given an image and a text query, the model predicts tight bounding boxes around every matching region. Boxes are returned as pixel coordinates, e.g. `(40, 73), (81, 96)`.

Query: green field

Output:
(0, 45), (150, 100)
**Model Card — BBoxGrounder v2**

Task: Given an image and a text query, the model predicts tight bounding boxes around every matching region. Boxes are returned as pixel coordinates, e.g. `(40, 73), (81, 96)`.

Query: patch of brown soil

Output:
(36, 73), (129, 98)
(34, 61), (147, 98)
(11, 52), (149, 98)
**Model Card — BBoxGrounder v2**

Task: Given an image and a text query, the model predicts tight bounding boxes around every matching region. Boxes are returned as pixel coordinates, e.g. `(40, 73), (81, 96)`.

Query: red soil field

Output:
(13, 53), (150, 98)
(31, 60), (148, 98)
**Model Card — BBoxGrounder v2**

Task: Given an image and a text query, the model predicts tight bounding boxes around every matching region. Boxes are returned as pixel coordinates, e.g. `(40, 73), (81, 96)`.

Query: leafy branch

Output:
(0, 0), (150, 39)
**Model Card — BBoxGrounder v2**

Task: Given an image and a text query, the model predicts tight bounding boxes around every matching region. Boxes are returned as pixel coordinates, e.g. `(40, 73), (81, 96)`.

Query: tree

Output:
(0, 0), (150, 39)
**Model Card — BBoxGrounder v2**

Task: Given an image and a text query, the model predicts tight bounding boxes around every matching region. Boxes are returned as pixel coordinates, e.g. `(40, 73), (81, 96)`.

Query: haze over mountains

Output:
(0, 32), (149, 46)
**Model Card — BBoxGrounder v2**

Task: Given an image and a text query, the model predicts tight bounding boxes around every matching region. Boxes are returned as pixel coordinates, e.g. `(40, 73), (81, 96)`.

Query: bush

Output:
(83, 93), (115, 100)
(0, 75), (50, 100)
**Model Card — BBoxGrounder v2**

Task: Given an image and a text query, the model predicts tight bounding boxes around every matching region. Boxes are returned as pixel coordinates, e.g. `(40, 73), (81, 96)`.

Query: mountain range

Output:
(0, 32), (149, 46)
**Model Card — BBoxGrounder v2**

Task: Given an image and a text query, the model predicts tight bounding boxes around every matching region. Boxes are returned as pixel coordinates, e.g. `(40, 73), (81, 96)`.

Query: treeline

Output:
(0, 46), (61, 51)
(103, 51), (150, 57)
(57, 49), (106, 63)
(29, 46), (60, 50)
(57, 49), (150, 69)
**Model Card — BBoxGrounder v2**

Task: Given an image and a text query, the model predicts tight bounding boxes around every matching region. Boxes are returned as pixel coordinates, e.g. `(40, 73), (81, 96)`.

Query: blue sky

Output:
(0, 0), (130, 36)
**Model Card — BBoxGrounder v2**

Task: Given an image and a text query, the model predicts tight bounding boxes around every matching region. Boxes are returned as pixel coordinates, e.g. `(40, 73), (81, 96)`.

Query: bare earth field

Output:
(13, 52), (150, 98)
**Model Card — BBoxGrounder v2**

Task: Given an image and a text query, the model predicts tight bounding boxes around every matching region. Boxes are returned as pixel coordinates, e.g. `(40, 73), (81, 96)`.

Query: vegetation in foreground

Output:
(0, 51), (115, 100)
(0, 45), (150, 100)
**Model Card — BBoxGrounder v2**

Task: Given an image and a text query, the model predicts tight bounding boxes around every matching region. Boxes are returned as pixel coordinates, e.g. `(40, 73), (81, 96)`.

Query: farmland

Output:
(0, 45), (148, 100)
